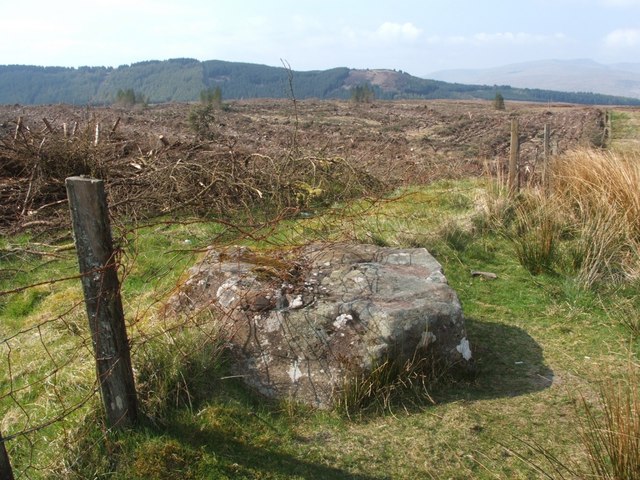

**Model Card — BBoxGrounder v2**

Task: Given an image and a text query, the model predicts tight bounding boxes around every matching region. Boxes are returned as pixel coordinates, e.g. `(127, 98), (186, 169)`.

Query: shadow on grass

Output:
(160, 417), (389, 480)
(127, 318), (553, 477)
(434, 317), (555, 403)
(67, 318), (553, 478)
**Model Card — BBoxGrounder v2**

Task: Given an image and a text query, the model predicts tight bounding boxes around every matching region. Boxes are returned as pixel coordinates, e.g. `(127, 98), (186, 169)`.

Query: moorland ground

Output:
(0, 99), (608, 232)
(0, 99), (638, 479)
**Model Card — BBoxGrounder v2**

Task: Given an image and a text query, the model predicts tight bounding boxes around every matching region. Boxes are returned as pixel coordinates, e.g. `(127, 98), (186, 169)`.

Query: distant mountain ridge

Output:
(1, 58), (640, 106)
(429, 59), (640, 99)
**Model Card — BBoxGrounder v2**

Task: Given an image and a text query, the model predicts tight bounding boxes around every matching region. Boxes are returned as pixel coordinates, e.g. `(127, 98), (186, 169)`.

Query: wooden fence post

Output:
(509, 119), (520, 194)
(605, 110), (612, 146)
(0, 432), (14, 480)
(543, 123), (551, 195)
(13, 116), (22, 141)
(65, 177), (138, 429)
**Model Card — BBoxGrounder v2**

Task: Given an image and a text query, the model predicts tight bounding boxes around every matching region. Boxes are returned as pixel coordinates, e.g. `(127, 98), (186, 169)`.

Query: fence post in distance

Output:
(509, 119), (520, 195)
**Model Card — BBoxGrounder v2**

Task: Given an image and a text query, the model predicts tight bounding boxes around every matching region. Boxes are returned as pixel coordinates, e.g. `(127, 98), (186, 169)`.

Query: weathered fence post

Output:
(604, 110), (612, 146)
(509, 118), (520, 194)
(0, 432), (14, 480)
(13, 116), (22, 141)
(543, 123), (551, 195)
(65, 177), (138, 429)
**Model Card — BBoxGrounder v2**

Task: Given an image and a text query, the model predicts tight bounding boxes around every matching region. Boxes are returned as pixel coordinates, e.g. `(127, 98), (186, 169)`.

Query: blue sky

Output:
(1, 0), (639, 75)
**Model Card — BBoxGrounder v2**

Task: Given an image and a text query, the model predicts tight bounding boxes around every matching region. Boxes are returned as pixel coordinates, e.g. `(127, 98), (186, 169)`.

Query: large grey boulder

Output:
(168, 243), (472, 408)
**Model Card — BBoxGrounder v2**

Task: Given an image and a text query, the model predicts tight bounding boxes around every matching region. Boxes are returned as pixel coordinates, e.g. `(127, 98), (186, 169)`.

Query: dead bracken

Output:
(1, 100), (605, 234)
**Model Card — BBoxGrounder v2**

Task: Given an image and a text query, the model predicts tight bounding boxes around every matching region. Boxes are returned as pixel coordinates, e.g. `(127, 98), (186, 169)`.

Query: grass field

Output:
(1, 106), (639, 479)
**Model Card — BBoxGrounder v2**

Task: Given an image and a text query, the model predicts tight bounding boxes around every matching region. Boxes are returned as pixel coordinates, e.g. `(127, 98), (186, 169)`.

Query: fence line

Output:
(0, 183), (231, 476)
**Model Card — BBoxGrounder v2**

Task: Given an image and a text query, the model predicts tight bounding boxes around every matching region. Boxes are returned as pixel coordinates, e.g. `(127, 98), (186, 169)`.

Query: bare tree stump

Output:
(42, 118), (54, 134)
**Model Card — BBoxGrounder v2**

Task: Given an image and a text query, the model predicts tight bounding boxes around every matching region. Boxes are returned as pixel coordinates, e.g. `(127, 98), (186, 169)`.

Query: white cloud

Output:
(604, 28), (640, 46)
(342, 22), (422, 46)
(473, 32), (566, 45)
(426, 32), (566, 46)
(375, 22), (422, 41)
(426, 35), (466, 45)
(0, 18), (71, 36)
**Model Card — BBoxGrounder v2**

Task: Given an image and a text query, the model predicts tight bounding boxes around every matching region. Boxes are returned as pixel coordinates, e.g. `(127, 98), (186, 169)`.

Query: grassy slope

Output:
(103, 180), (637, 479)
(1, 114), (640, 479)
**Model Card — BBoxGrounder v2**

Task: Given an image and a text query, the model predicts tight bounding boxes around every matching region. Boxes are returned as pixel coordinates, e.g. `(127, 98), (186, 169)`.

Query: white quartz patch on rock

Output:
(333, 313), (353, 329)
(456, 337), (472, 361)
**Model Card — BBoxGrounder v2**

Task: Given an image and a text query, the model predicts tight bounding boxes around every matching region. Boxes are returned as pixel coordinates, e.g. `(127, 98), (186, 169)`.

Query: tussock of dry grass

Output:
(554, 149), (640, 239)
(580, 363), (640, 480)
(553, 149), (640, 286)
(491, 148), (640, 287)
(335, 351), (444, 418)
(511, 191), (562, 275)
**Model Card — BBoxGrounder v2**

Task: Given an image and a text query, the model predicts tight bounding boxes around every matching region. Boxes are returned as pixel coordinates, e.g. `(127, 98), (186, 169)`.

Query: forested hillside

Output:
(2, 58), (640, 106)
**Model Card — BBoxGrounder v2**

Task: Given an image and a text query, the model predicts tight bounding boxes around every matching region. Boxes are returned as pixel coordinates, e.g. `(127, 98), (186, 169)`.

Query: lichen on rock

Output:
(167, 243), (473, 408)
